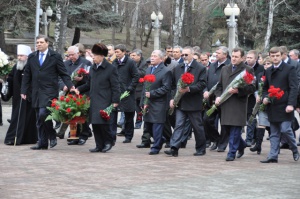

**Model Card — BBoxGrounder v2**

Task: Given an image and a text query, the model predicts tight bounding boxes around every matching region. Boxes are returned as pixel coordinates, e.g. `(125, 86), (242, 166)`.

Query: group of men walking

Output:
(1, 34), (300, 163)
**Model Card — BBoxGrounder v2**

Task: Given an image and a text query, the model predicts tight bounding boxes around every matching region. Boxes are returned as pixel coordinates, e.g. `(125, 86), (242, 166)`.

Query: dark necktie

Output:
(118, 59), (122, 64)
(232, 65), (236, 72)
(185, 64), (189, 72)
(151, 67), (156, 74)
(39, 53), (44, 66)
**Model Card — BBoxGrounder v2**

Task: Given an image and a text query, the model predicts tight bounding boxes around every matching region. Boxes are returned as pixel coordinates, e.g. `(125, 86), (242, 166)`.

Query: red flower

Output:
(55, 105), (60, 110)
(66, 108), (71, 113)
(181, 72), (194, 84)
(60, 96), (64, 101)
(261, 76), (266, 82)
(52, 98), (57, 103)
(243, 71), (255, 84)
(65, 98), (70, 103)
(76, 101), (81, 106)
(51, 103), (56, 107)
(139, 78), (144, 83)
(100, 110), (110, 121)
(77, 68), (88, 75)
(143, 74), (156, 83)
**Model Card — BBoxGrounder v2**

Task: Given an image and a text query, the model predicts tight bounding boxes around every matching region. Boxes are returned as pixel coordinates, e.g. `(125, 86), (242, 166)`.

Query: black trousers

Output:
(124, 112), (135, 140)
(92, 124), (111, 149)
(203, 111), (220, 143)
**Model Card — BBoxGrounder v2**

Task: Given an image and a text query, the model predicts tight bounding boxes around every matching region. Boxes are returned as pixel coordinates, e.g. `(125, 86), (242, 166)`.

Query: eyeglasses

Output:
(181, 54), (189, 57)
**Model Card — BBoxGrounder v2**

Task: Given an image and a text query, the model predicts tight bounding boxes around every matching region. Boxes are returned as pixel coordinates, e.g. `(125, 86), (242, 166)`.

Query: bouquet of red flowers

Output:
(71, 67), (89, 85)
(169, 72), (194, 115)
(46, 94), (90, 123)
(99, 91), (130, 121)
(140, 74), (156, 115)
(248, 75), (266, 123)
(259, 85), (284, 111)
(206, 69), (255, 116)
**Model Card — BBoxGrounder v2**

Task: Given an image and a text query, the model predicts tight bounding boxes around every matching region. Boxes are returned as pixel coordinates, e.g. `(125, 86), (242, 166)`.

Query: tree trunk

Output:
(125, 2), (131, 46)
(143, 24), (153, 47)
(182, 0), (193, 46)
(72, 27), (81, 45)
(173, 0), (185, 46)
(0, 26), (6, 52)
(133, 1), (139, 50)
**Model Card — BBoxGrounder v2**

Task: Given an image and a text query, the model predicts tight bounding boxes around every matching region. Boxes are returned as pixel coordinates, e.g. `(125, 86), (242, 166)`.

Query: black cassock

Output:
(2, 65), (37, 145)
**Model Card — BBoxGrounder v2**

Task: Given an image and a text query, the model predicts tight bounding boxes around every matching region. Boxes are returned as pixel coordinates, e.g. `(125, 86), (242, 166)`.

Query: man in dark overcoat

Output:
(57, 45), (92, 145)
(203, 46), (230, 151)
(260, 47), (299, 163)
(2, 44), (37, 145)
(21, 35), (74, 150)
(140, 50), (172, 155)
(75, 43), (120, 152)
(111, 44), (139, 143)
(215, 47), (255, 161)
(164, 46), (207, 157)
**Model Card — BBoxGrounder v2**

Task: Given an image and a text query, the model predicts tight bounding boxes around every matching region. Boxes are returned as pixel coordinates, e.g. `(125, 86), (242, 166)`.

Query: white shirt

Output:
(39, 48), (48, 63)
(274, 61), (282, 68)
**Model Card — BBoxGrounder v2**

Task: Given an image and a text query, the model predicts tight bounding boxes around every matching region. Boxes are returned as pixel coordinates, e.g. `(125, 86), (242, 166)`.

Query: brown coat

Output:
(215, 62), (255, 126)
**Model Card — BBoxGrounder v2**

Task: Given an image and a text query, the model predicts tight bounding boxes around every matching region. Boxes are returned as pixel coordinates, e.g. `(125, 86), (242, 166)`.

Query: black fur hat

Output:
(91, 43), (108, 56)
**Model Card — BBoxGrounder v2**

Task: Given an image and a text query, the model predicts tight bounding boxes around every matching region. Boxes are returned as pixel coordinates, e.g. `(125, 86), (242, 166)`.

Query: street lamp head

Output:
(46, 6), (53, 17)
(224, 3), (232, 16)
(215, 39), (221, 47)
(39, 8), (43, 16)
(158, 12), (163, 21)
(232, 4), (240, 16)
(151, 11), (157, 21)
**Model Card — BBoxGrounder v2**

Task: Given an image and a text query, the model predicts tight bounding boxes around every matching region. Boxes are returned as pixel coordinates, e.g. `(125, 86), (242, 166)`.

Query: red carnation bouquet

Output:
(77, 68), (89, 76)
(248, 75), (266, 123)
(140, 74), (156, 115)
(169, 72), (194, 115)
(259, 85), (284, 111)
(71, 67), (89, 85)
(99, 91), (130, 121)
(206, 69), (255, 116)
(46, 94), (90, 123)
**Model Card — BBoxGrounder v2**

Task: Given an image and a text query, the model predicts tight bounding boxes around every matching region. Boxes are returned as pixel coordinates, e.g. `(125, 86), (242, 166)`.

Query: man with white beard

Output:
(1, 44), (38, 145)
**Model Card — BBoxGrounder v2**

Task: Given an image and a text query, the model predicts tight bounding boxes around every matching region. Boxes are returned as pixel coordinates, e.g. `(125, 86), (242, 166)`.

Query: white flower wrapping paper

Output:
(0, 51), (9, 67)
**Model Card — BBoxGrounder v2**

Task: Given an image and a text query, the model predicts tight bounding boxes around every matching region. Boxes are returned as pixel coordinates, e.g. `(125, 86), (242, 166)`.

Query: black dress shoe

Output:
(88, 132), (93, 137)
(7, 119), (11, 123)
(206, 143), (211, 148)
(102, 143), (113, 152)
(123, 139), (131, 143)
(0, 122), (3, 126)
(180, 143), (186, 148)
(210, 142), (218, 151)
(5, 142), (14, 145)
(68, 140), (79, 145)
(217, 148), (225, 152)
(30, 145), (48, 150)
(117, 131), (125, 136)
(237, 148), (245, 158)
(56, 133), (65, 139)
(89, 147), (102, 152)
(78, 139), (86, 145)
(246, 141), (251, 147)
(164, 148), (178, 157)
(226, 156), (235, 161)
(149, 151), (159, 155)
(297, 142), (300, 146)
(136, 143), (150, 148)
(260, 159), (278, 163)
(280, 143), (289, 149)
(193, 151), (206, 156)
(165, 143), (170, 148)
(50, 139), (57, 148)
(293, 152), (299, 161)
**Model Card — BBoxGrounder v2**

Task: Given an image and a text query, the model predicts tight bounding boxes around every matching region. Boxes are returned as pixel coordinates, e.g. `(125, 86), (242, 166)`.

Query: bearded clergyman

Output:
(1, 44), (38, 145)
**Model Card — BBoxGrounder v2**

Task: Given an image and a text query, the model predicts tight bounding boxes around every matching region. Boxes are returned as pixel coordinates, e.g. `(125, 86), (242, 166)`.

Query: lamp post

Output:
(151, 11), (163, 50)
(224, 3), (240, 54)
(34, 0), (53, 50)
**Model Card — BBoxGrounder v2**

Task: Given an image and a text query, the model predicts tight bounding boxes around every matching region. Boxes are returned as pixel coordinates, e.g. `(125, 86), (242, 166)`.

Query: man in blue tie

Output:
(21, 35), (74, 150)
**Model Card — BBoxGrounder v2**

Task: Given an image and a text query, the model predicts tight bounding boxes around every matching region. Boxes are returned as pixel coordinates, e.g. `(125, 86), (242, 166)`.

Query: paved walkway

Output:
(0, 105), (299, 199)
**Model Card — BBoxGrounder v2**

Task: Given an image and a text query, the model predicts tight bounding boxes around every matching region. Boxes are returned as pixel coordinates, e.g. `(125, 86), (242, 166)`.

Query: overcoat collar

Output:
(33, 49), (53, 70)
(152, 62), (164, 75)
(226, 62), (246, 77)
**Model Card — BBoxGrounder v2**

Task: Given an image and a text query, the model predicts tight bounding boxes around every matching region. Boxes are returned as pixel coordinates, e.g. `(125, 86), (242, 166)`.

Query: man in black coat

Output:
(2, 44), (37, 145)
(165, 46), (207, 157)
(75, 43), (120, 153)
(57, 45), (92, 145)
(245, 50), (264, 147)
(21, 35), (74, 150)
(203, 46), (231, 151)
(261, 47), (299, 163)
(140, 50), (172, 155)
(130, 49), (148, 129)
(111, 44), (139, 143)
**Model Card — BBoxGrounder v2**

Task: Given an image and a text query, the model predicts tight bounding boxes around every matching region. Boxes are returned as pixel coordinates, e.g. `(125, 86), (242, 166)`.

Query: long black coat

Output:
(3, 65), (37, 144)
(140, 63), (172, 123)
(215, 62), (255, 126)
(112, 55), (139, 112)
(172, 59), (207, 111)
(263, 62), (298, 122)
(77, 59), (120, 124)
(21, 49), (73, 108)
(135, 57), (148, 100)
